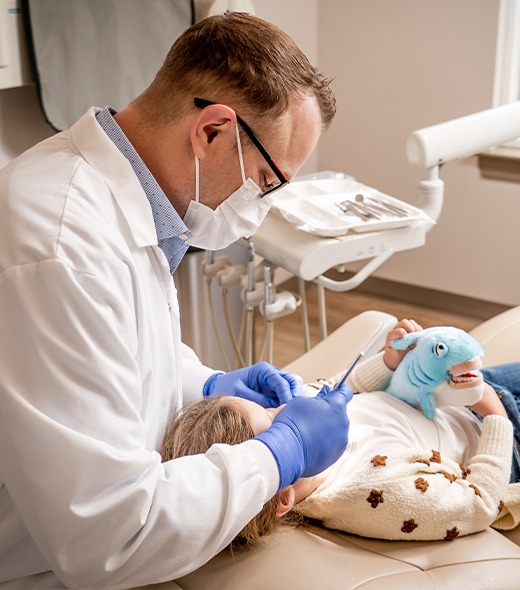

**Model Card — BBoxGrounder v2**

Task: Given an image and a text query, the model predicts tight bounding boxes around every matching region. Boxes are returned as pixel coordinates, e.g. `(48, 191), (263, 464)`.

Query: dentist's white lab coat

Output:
(0, 108), (278, 589)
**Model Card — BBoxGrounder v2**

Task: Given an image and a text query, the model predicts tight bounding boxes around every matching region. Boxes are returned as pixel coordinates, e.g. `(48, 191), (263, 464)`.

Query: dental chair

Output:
(145, 306), (520, 590)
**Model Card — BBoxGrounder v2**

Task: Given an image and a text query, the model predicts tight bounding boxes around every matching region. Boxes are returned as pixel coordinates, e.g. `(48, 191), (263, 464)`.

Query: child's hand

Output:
(470, 383), (507, 418)
(383, 319), (423, 370)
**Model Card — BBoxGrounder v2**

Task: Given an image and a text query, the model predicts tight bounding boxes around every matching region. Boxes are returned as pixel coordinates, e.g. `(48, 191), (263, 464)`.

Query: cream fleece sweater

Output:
(297, 353), (519, 541)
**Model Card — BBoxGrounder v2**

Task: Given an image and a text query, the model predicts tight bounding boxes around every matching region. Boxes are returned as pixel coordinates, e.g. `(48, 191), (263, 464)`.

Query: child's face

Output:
(227, 396), (331, 502)
(225, 397), (285, 435)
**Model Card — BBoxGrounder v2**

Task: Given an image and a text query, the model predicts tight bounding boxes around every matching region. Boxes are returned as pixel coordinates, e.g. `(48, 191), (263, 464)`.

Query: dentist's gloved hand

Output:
(204, 362), (304, 408)
(254, 383), (353, 491)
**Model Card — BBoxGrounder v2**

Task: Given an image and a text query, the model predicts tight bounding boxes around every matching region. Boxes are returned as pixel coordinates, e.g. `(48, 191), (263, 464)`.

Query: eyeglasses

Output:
(194, 98), (290, 197)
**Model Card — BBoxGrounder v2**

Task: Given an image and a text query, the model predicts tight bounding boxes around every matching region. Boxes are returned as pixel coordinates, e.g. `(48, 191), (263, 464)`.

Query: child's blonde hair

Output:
(161, 396), (298, 550)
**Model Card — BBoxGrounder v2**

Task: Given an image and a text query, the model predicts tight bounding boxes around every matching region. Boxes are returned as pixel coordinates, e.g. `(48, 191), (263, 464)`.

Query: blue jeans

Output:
(480, 363), (520, 483)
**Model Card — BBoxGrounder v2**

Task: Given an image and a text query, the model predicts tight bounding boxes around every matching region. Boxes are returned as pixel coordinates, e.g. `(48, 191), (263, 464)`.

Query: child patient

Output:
(161, 319), (520, 547)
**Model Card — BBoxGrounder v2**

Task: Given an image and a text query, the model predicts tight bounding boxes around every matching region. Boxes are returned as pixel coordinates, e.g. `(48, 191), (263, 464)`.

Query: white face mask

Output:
(183, 126), (274, 251)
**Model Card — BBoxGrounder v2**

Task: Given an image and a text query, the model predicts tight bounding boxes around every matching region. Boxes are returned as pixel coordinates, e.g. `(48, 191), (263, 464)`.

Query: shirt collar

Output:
(96, 107), (191, 274)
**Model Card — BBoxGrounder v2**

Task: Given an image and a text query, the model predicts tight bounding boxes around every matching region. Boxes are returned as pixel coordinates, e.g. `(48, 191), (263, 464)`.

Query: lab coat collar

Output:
(68, 108), (158, 248)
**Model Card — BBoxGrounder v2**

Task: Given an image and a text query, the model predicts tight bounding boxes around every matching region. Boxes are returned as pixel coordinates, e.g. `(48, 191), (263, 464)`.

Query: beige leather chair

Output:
(145, 308), (520, 590)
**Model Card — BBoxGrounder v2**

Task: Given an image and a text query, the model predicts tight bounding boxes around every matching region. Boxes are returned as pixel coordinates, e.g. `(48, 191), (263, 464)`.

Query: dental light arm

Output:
(407, 100), (520, 221)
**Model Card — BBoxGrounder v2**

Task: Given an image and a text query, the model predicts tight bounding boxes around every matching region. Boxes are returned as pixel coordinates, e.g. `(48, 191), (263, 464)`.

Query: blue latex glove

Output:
(203, 362), (304, 407)
(254, 384), (353, 491)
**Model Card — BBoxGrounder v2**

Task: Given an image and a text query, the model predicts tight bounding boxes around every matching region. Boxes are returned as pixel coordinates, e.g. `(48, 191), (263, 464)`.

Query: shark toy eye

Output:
(434, 342), (448, 357)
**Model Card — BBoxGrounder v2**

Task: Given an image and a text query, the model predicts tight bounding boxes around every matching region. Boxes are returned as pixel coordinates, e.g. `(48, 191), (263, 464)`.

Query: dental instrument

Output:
(354, 193), (408, 218)
(332, 351), (365, 391)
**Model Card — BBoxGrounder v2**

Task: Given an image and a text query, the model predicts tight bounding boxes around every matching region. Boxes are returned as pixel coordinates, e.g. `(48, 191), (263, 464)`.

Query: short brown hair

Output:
(162, 396), (296, 550)
(137, 12), (335, 129)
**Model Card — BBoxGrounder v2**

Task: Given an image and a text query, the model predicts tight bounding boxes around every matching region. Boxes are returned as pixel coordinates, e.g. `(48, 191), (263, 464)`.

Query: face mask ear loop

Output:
(235, 125), (247, 184)
(194, 155), (200, 203)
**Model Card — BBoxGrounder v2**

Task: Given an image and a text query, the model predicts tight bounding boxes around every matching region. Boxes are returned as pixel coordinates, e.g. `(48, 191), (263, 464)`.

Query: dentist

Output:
(0, 12), (351, 590)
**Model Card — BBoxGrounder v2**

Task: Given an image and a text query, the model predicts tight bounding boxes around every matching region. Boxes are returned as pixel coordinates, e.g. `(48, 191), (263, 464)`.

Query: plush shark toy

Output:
(385, 326), (485, 419)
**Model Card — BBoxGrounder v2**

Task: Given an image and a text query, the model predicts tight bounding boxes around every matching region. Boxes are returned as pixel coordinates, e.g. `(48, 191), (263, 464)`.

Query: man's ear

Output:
(276, 486), (296, 517)
(190, 104), (238, 160)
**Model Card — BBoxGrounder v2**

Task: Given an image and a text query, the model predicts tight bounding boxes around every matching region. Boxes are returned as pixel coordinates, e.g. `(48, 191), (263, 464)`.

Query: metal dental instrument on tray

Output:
(336, 193), (409, 221)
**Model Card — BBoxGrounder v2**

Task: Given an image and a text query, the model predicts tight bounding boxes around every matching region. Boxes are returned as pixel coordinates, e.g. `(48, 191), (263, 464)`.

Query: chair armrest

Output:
(470, 306), (520, 367)
(283, 310), (397, 382)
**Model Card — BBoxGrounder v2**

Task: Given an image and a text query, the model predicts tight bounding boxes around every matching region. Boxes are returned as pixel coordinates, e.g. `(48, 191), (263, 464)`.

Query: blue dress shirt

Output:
(96, 107), (191, 275)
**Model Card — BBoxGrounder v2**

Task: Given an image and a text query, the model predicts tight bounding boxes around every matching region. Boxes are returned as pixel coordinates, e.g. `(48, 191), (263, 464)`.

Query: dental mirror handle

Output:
(333, 351), (365, 390)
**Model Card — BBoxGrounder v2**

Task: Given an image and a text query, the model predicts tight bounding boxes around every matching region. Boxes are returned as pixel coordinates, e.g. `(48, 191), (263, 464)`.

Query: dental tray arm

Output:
(414, 165), (444, 223)
(313, 248), (394, 292)
(247, 211), (430, 293)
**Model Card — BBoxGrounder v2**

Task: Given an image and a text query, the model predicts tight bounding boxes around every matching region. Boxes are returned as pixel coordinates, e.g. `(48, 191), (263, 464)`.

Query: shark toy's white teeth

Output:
(451, 370), (480, 382)
(449, 356), (483, 389)
(449, 369), (483, 389)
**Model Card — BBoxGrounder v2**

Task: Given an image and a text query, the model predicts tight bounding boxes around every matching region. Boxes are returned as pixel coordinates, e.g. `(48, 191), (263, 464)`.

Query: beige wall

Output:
(253, 0), (319, 175)
(257, 0), (520, 307)
(316, 0), (519, 307)
(1, 1), (519, 306)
